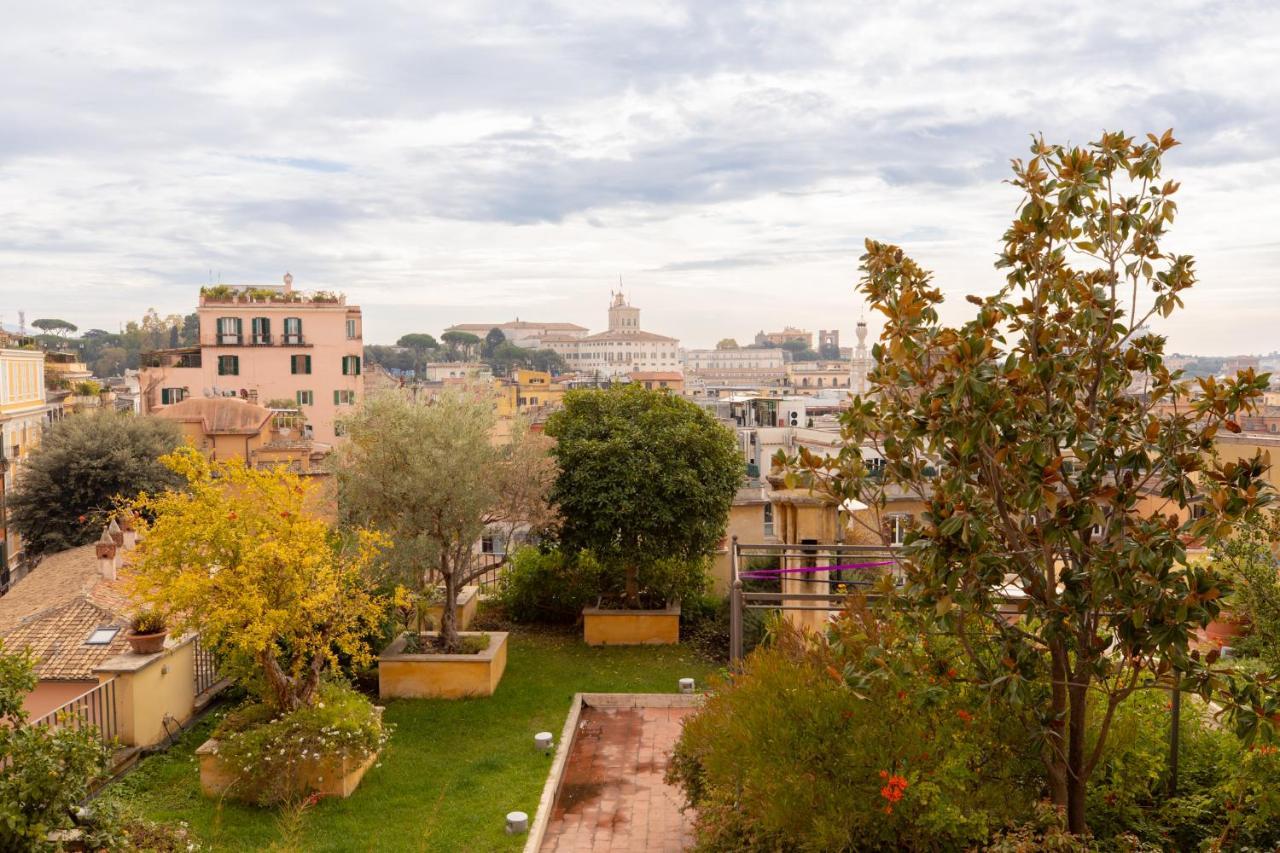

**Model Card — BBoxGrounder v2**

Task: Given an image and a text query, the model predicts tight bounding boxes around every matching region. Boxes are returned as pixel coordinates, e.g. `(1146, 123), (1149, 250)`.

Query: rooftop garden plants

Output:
(333, 388), (554, 667)
(772, 128), (1280, 838)
(544, 385), (739, 613)
(128, 446), (389, 802)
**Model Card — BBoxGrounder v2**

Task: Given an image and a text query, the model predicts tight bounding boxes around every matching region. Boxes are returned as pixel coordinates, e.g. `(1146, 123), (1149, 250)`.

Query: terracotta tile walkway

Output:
(539, 706), (697, 852)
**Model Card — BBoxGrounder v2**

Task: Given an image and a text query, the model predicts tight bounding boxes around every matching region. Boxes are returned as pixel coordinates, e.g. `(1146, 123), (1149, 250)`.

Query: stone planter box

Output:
(1200, 614), (1248, 648)
(378, 631), (508, 699)
(583, 603), (680, 646)
(196, 729), (381, 801)
(422, 585), (480, 632)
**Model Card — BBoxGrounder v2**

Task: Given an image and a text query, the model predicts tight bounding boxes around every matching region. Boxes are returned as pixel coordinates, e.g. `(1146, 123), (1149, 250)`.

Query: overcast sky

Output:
(3, 1), (1279, 353)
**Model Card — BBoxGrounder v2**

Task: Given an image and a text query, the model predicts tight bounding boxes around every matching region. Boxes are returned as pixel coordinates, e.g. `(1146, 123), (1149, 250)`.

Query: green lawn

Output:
(101, 630), (718, 852)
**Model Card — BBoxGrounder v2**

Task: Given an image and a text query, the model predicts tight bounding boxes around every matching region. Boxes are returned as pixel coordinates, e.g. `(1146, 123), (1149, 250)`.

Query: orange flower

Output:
(946, 667), (958, 679)
(955, 709), (973, 724)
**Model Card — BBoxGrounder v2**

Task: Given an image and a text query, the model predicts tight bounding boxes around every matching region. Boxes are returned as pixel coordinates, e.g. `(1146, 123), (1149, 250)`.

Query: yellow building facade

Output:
(0, 348), (52, 584)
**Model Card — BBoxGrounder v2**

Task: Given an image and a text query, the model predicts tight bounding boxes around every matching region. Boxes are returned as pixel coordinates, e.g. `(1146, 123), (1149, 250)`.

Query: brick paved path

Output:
(539, 706), (696, 852)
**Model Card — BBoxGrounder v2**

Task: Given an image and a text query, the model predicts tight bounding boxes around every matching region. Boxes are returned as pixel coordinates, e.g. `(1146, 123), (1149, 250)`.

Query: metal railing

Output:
(729, 540), (902, 666)
(29, 679), (119, 747)
(467, 552), (508, 590)
(193, 635), (220, 697)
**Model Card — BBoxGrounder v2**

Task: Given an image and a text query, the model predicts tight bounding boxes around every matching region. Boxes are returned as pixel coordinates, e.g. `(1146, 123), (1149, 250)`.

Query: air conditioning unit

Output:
(788, 410), (799, 426)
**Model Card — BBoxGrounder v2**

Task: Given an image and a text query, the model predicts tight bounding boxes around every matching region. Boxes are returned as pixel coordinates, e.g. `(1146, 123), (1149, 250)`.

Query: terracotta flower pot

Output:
(1202, 616), (1248, 648)
(127, 630), (168, 654)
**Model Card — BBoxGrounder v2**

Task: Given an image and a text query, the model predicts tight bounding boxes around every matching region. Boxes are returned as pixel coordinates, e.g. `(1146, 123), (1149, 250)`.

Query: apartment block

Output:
(139, 275), (362, 445)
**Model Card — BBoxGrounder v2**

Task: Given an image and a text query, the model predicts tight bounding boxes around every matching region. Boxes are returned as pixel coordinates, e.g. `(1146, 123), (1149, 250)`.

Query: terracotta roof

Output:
(629, 372), (684, 381)
(5, 598), (132, 681)
(153, 396), (272, 435)
(0, 544), (139, 681)
(580, 330), (679, 343)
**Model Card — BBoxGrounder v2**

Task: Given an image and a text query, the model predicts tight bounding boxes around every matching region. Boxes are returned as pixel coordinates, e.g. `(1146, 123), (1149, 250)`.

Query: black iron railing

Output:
(193, 635), (220, 696)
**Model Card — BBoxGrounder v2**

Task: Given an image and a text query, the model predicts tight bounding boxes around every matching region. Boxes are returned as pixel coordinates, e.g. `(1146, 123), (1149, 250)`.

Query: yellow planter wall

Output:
(583, 607), (680, 646)
(378, 631), (508, 699)
(196, 740), (379, 800)
(421, 586), (479, 632)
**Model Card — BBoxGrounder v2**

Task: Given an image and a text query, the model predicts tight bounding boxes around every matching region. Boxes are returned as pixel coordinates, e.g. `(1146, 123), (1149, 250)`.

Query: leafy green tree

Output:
(780, 339), (820, 361)
(788, 130), (1275, 833)
(92, 346), (129, 377)
(396, 333), (438, 351)
(482, 327), (506, 358)
(333, 389), (556, 651)
(545, 385), (741, 607)
(716, 338), (739, 350)
(31, 318), (77, 338)
(10, 412), (182, 557)
(0, 639), (110, 850)
(440, 330), (480, 360)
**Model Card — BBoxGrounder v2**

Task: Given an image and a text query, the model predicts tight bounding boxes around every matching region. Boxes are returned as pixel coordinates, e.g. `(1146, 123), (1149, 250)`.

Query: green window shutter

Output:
(305, 355), (312, 374)
(334, 389), (340, 405)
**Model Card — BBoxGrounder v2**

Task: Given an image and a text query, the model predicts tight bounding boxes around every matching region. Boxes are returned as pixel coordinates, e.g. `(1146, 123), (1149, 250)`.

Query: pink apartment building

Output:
(139, 274), (363, 446)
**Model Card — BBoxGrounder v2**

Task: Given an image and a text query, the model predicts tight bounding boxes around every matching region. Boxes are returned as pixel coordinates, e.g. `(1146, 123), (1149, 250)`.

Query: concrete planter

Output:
(378, 631), (508, 699)
(582, 603), (680, 646)
(1201, 613), (1249, 648)
(196, 736), (380, 800)
(422, 585), (480, 632)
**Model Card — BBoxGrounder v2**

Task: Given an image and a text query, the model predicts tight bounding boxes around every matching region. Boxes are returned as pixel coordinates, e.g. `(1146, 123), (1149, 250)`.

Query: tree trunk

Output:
(260, 649), (298, 713)
(439, 556), (460, 653)
(1047, 640), (1069, 810)
(625, 564), (639, 609)
(1066, 676), (1090, 835)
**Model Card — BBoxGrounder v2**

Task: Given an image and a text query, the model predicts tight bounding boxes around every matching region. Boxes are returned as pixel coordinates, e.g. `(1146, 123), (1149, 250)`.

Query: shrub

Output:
(496, 547), (603, 623)
(668, 603), (1039, 851)
(129, 608), (166, 634)
(9, 411), (182, 557)
(212, 681), (389, 806)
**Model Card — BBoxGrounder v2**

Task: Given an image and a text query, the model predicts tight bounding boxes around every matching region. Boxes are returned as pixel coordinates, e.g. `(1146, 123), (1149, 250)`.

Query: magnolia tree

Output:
(787, 131), (1276, 834)
(130, 447), (385, 712)
(333, 388), (556, 652)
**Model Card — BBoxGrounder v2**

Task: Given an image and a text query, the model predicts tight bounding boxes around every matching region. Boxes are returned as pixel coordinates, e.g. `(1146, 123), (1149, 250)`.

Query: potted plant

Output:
(127, 608), (168, 654)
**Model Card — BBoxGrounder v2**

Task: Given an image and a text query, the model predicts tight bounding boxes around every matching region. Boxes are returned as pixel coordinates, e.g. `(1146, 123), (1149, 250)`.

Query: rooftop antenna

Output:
(17, 311), (25, 336)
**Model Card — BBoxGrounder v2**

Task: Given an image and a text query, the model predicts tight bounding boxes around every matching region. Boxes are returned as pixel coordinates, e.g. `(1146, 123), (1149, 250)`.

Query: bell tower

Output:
(608, 290), (641, 334)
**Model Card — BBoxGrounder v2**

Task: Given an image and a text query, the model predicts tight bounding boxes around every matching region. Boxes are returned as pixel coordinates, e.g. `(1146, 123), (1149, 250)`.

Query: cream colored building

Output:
(540, 293), (681, 380)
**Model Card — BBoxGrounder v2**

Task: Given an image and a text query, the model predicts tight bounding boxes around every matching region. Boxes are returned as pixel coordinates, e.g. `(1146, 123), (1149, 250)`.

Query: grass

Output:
(100, 629), (719, 852)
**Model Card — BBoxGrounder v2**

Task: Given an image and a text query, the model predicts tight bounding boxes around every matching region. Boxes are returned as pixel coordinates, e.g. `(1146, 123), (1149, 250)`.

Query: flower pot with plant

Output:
(127, 608), (168, 654)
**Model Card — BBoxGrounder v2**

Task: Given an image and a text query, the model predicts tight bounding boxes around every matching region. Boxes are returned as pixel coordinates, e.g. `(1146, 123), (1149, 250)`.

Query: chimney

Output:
(107, 517), (124, 547)
(117, 513), (138, 549)
(95, 528), (118, 581)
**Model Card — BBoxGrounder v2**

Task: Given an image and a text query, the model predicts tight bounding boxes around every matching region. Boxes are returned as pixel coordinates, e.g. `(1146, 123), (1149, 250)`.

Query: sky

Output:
(2, 1), (1279, 353)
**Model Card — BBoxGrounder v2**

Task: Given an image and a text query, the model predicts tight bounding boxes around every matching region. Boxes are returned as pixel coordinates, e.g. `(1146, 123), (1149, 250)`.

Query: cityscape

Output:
(4, 3), (1280, 853)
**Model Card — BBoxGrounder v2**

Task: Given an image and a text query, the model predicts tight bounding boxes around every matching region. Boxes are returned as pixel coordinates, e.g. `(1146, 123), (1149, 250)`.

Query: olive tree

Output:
(788, 131), (1275, 834)
(333, 388), (555, 651)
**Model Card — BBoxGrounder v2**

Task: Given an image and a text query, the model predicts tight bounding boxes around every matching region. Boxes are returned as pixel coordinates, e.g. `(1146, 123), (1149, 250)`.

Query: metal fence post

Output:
(730, 579), (744, 669)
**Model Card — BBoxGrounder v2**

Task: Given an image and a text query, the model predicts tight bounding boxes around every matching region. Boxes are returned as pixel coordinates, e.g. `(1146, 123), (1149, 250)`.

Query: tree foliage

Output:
(129, 447), (386, 712)
(787, 130), (1277, 833)
(0, 639), (110, 850)
(333, 389), (555, 651)
(9, 411), (183, 558)
(545, 384), (740, 606)
(31, 318), (77, 337)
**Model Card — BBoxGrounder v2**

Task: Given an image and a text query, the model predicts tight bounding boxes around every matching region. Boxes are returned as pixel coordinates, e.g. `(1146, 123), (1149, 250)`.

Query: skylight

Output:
(85, 627), (119, 645)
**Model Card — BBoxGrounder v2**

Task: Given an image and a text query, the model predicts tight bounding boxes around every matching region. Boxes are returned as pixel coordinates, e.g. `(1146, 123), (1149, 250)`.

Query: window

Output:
(885, 514), (912, 546)
(291, 354), (312, 375)
(334, 390), (356, 405)
(481, 533), (506, 555)
(217, 355), (239, 376)
(85, 627), (119, 645)
(763, 503), (775, 537)
(346, 318), (359, 339)
(342, 355), (361, 376)
(160, 387), (187, 405)
(283, 317), (303, 344)
(251, 316), (271, 344)
(296, 390), (313, 406)
(217, 316), (243, 345)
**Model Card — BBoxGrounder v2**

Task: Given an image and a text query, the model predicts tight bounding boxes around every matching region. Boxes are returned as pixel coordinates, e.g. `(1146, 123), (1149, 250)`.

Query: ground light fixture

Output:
(679, 677), (695, 694)
(506, 811), (529, 834)
(534, 731), (554, 752)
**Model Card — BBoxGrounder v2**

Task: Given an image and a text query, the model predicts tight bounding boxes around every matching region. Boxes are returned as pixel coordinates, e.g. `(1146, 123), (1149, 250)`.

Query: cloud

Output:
(1, 1), (1279, 353)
